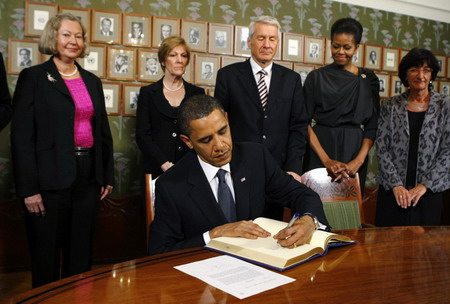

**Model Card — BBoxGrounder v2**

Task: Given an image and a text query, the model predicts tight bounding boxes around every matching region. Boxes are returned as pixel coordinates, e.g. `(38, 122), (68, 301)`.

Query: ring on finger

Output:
(293, 242), (297, 248)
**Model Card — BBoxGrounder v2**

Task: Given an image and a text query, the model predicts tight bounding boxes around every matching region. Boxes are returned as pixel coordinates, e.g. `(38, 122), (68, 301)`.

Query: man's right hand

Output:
(209, 220), (271, 239)
(24, 193), (46, 216)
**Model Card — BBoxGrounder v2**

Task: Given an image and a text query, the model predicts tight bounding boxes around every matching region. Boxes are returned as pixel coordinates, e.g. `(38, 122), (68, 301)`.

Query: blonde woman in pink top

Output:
(11, 13), (114, 288)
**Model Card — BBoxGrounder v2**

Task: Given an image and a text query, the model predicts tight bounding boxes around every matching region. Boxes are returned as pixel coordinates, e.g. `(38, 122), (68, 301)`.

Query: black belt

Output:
(74, 147), (92, 156)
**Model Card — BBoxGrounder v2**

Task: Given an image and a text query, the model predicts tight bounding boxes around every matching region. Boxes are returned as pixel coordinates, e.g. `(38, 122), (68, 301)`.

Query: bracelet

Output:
(302, 212), (319, 230)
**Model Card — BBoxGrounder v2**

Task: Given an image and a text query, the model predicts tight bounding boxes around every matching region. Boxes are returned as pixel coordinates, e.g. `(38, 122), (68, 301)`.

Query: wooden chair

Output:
(145, 174), (155, 251)
(301, 168), (365, 230)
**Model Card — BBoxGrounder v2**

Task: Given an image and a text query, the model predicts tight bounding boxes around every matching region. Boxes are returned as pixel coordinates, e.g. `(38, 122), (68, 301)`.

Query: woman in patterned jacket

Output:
(375, 48), (450, 226)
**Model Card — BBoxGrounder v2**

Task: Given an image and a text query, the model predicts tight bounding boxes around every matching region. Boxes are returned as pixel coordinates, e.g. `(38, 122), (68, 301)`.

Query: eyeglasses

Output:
(408, 67), (433, 75)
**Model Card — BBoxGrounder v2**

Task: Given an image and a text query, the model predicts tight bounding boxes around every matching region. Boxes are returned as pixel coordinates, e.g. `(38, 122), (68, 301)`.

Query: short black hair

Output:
(330, 18), (363, 44)
(398, 48), (440, 87)
(178, 94), (225, 136)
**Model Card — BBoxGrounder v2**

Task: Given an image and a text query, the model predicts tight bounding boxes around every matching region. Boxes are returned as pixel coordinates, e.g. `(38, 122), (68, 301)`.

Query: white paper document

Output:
(174, 255), (295, 299)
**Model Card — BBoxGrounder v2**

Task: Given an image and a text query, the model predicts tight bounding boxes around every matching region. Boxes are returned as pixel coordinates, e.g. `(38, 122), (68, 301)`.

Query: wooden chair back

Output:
(145, 174), (154, 250)
(301, 168), (365, 230)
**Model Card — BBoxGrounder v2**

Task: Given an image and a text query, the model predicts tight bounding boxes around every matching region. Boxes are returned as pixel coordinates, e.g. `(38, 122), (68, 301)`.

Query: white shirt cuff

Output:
(203, 231), (211, 244)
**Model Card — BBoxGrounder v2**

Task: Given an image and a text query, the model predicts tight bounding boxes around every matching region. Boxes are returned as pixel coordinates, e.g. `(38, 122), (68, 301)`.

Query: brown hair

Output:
(157, 36), (190, 72)
(39, 13), (88, 58)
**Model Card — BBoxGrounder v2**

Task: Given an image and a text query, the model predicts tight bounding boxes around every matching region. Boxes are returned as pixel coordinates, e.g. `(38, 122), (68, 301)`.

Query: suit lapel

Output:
(266, 64), (282, 112)
(230, 147), (251, 220)
(238, 61), (264, 113)
(187, 156), (228, 225)
(41, 58), (72, 100)
(150, 80), (179, 119)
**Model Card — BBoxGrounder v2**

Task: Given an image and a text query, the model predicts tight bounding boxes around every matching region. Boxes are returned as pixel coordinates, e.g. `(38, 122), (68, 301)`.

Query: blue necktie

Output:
(216, 169), (237, 222)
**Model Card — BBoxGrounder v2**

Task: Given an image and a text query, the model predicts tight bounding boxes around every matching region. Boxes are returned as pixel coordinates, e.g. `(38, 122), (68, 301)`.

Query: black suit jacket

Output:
(0, 52), (12, 131)
(11, 58), (114, 197)
(135, 79), (204, 176)
(215, 60), (308, 174)
(148, 142), (328, 255)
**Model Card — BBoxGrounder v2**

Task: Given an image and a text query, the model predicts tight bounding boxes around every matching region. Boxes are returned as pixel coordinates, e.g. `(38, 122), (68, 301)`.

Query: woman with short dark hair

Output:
(375, 48), (449, 226)
(303, 18), (380, 192)
(11, 13), (114, 287)
(136, 36), (204, 177)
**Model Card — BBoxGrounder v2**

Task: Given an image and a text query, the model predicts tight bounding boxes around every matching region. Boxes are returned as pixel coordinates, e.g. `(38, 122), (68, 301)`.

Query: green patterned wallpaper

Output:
(0, 0), (449, 198)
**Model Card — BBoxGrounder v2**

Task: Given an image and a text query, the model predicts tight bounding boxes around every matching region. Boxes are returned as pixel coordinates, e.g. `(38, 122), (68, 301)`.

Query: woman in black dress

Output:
(136, 36), (204, 177)
(303, 18), (380, 191)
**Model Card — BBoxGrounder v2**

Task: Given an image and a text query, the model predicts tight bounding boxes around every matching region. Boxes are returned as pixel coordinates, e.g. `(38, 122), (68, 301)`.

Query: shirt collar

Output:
(250, 57), (273, 76)
(197, 156), (231, 183)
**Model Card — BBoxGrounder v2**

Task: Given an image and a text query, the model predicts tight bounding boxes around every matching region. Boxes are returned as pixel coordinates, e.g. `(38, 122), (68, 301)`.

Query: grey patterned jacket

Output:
(376, 90), (450, 193)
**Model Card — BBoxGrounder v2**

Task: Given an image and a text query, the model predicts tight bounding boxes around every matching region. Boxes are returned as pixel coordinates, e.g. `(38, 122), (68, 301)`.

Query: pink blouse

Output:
(64, 78), (94, 148)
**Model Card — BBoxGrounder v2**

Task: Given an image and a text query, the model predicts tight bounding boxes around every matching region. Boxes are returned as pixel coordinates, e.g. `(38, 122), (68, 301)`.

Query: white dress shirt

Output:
(249, 57), (273, 93)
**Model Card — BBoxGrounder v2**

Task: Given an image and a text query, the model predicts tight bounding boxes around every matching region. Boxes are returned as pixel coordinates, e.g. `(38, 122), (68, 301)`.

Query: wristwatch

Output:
(302, 213), (320, 230)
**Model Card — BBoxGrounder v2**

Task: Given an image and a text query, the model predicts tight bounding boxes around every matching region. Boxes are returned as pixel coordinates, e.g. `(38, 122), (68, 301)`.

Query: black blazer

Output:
(135, 79), (204, 176)
(11, 58), (114, 198)
(215, 60), (308, 174)
(0, 52), (12, 131)
(149, 142), (328, 254)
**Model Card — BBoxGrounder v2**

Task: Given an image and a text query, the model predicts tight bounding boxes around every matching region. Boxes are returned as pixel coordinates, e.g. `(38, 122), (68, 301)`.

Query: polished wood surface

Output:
(4, 227), (450, 304)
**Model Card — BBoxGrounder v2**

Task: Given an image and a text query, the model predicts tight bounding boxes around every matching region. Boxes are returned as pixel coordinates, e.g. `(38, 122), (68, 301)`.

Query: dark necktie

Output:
(216, 169), (236, 222)
(257, 69), (268, 110)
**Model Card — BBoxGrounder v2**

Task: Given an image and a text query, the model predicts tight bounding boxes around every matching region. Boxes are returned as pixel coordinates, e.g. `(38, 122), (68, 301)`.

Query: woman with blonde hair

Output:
(11, 13), (114, 287)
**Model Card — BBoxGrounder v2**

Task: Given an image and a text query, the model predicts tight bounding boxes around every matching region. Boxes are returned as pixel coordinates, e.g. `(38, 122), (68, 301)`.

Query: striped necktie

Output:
(257, 69), (268, 110)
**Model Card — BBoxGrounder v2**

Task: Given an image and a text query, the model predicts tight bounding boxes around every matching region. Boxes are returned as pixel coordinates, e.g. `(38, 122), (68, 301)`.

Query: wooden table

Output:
(4, 227), (450, 303)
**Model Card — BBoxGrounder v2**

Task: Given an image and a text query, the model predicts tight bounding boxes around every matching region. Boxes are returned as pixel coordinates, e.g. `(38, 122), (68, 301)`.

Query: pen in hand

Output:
(286, 212), (300, 228)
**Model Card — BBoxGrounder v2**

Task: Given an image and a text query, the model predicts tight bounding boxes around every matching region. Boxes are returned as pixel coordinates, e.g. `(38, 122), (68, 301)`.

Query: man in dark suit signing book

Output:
(148, 95), (328, 255)
(215, 16), (308, 220)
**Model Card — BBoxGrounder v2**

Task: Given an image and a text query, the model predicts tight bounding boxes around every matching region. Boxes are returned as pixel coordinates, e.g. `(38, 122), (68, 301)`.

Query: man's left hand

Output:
(287, 171), (302, 183)
(273, 216), (315, 248)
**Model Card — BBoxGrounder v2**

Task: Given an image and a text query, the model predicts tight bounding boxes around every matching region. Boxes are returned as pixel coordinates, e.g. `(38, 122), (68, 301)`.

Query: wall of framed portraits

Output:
(1, 0), (450, 199)
(1, 0), (450, 271)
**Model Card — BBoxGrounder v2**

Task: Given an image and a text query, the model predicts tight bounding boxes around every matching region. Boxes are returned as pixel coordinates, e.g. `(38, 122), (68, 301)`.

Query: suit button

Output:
(172, 132), (177, 137)
(177, 146), (182, 151)
(262, 135), (266, 140)
(173, 120), (177, 124)
(264, 115), (268, 119)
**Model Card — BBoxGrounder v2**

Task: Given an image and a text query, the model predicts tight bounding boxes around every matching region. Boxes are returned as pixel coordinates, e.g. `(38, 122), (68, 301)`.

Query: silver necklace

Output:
(163, 80), (184, 92)
(407, 101), (428, 110)
(58, 65), (78, 77)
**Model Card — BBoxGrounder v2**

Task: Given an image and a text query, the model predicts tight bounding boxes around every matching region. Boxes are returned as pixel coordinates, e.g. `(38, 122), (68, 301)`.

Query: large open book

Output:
(205, 217), (355, 271)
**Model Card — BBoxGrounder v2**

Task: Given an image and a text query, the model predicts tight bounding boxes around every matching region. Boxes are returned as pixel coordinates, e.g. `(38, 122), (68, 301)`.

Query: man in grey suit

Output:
(215, 16), (308, 220)
(148, 95), (328, 255)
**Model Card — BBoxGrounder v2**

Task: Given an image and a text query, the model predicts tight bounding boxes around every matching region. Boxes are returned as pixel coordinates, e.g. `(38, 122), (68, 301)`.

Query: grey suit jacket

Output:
(376, 90), (450, 193)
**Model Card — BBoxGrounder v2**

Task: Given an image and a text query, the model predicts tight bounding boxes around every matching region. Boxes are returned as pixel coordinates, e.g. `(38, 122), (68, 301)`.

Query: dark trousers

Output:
(25, 154), (100, 288)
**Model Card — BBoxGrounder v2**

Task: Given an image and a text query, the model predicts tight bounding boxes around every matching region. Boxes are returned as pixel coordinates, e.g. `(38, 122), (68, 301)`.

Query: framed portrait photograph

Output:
(91, 9), (121, 44)
(324, 38), (333, 65)
(382, 47), (399, 72)
(25, 1), (58, 37)
(152, 16), (180, 48)
(282, 32), (304, 62)
(208, 23), (234, 55)
(447, 56), (450, 78)
(122, 83), (145, 116)
(181, 19), (207, 53)
(194, 54), (220, 86)
(352, 44), (364, 67)
(364, 44), (382, 70)
(375, 73), (390, 98)
(234, 25), (251, 57)
(101, 81), (121, 115)
(220, 56), (245, 68)
(293, 63), (314, 86)
(122, 13), (151, 47)
(78, 44), (106, 78)
(59, 6), (90, 40)
(107, 46), (136, 81)
(391, 75), (405, 96)
(137, 49), (163, 82)
(439, 81), (450, 97)
(274, 61), (293, 70)
(304, 36), (324, 65)
(434, 54), (447, 78)
(8, 39), (40, 74)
